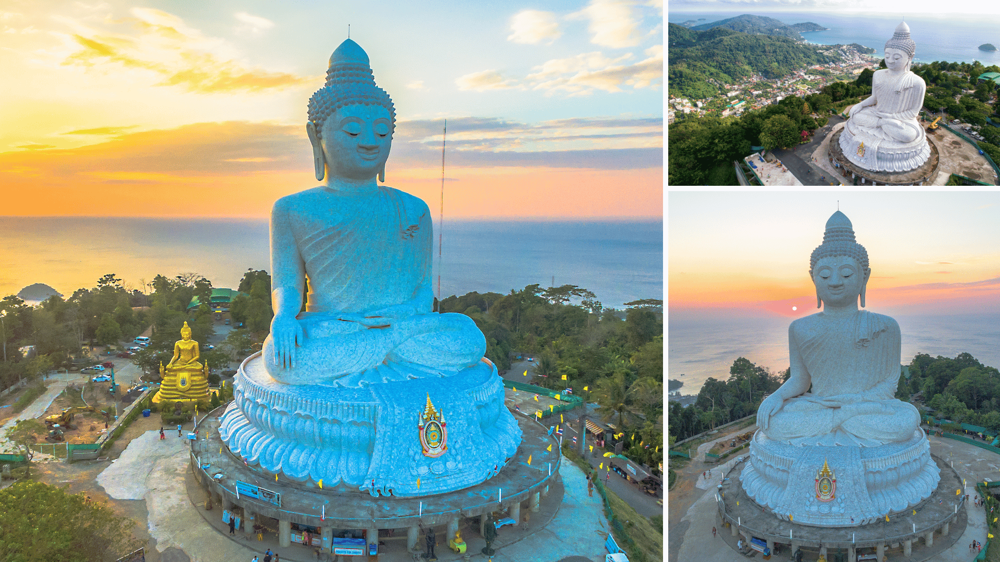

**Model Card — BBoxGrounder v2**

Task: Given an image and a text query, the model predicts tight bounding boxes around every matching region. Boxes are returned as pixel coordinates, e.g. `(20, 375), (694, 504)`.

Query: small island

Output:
(790, 22), (828, 32)
(980, 43), (998, 52)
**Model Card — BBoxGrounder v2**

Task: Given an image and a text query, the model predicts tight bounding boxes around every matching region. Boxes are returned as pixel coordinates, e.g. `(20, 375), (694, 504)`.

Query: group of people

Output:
(157, 425), (184, 440)
(250, 549), (278, 562)
(971, 540), (982, 553)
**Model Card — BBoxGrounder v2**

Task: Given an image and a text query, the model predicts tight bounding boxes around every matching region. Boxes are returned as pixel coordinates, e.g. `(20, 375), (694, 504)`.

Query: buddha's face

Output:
(181, 329), (192, 341)
(320, 104), (392, 181)
(813, 255), (865, 308)
(884, 47), (910, 72)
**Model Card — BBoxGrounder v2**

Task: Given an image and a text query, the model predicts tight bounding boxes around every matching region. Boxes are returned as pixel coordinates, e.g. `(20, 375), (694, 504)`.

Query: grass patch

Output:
(12, 384), (47, 414)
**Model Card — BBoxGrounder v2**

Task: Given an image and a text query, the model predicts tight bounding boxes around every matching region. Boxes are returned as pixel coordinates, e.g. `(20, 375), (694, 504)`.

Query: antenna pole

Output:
(437, 120), (446, 311)
(348, 24), (350, 39)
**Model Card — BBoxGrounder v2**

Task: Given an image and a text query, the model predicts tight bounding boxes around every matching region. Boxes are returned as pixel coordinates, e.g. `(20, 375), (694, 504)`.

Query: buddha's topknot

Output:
(307, 39), (395, 139)
(810, 211), (870, 281)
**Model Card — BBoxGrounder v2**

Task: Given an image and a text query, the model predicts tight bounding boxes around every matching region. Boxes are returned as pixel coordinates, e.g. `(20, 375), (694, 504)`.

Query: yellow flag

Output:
(276, 473), (279, 482)
(789, 515), (793, 521)
(417, 478), (421, 489)
(536, 411), (542, 419)
(534, 395), (539, 401)
(957, 489), (962, 495)
(631, 433), (635, 441)
(555, 394), (561, 400)
(640, 441), (644, 447)
(885, 514), (889, 522)
(655, 446), (659, 453)
(561, 374), (567, 380)
(220, 446), (222, 454)
(527, 455), (532, 465)
(589, 445), (594, 453)
(550, 405), (554, 412)
(583, 386), (589, 391)
(523, 370), (527, 376)
(513, 386), (516, 392)
(600, 462), (603, 469)
(560, 414), (564, 423)
(547, 444), (552, 452)
(318, 480), (323, 489)
(737, 501), (739, 506)
(994, 517), (997, 523)
(913, 510), (916, 515)
(556, 425), (560, 433)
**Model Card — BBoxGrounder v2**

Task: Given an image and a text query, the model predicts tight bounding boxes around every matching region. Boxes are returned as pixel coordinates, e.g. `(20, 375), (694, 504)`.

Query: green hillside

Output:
(692, 14), (803, 39)
(668, 23), (836, 100)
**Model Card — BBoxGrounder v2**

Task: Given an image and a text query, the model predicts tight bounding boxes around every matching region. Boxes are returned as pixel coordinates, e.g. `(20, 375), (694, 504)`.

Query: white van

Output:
(134, 337), (150, 347)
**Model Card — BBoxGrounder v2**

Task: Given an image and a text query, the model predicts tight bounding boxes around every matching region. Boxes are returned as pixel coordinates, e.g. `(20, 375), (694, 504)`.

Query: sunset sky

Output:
(0, 0), (663, 219)
(669, 192), (1000, 318)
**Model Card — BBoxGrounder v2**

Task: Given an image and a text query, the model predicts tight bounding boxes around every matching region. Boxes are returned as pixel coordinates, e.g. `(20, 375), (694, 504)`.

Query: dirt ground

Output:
(39, 382), (122, 444)
(0, 384), (33, 427)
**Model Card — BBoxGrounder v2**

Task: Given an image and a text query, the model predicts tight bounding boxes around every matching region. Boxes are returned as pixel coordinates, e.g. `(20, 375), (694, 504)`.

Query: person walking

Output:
(177, 424), (183, 437)
(587, 472), (594, 497)
(159, 427), (165, 440)
(712, 526), (717, 538)
(229, 516), (236, 535)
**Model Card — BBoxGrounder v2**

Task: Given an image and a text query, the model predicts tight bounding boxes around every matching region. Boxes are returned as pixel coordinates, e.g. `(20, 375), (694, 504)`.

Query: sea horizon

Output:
(669, 311), (1000, 397)
(0, 216), (663, 311)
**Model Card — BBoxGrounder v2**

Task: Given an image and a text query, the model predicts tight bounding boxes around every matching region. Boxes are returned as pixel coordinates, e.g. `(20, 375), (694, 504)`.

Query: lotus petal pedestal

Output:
(219, 353), (521, 497)
(741, 429), (940, 526)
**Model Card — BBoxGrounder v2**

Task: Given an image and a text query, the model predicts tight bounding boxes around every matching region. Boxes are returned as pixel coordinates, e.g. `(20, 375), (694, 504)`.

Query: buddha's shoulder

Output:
(382, 186), (431, 218)
(271, 188), (327, 214)
(861, 310), (900, 332)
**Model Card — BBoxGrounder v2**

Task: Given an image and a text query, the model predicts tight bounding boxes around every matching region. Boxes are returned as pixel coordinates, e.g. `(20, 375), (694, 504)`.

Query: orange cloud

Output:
(0, 121), (662, 219)
(59, 10), (314, 94)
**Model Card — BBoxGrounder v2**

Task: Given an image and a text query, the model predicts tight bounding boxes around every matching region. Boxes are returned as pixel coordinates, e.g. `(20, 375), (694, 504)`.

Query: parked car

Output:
(101, 361), (114, 369)
(204, 344), (215, 350)
(116, 351), (133, 358)
(134, 336), (150, 346)
(91, 374), (112, 382)
(82, 365), (105, 373)
(128, 346), (142, 352)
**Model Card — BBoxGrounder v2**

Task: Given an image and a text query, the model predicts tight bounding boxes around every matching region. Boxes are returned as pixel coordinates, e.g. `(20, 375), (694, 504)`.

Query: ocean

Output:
(0, 217), (662, 311)
(669, 312), (1000, 396)
(668, 11), (1000, 66)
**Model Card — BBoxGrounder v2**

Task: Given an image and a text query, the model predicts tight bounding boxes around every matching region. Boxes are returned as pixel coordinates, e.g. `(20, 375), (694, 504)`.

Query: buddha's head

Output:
(306, 39), (396, 183)
(809, 211), (871, 309)
(884, 21), (915, 72)
(180, 321), (193, 341)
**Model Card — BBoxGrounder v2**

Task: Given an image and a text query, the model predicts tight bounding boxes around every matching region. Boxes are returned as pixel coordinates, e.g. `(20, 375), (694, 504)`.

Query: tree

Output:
(5, 419), (41, 464)
(94, 313), (122, 347)
(222, 329), (255, 361)
(0, 480), (143, 561)
(624, 308), (660, 350)
(759, 114), (799, 150)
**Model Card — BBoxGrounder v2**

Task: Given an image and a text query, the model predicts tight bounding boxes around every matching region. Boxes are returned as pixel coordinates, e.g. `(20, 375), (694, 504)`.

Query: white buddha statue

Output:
(261, 39), (486, 387)
(838, 22), (931, 173)
(755, 211), (920, 446)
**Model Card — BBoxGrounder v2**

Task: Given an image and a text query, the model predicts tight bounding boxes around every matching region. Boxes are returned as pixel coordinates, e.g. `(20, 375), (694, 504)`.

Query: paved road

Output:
(773, 115), (846, 186)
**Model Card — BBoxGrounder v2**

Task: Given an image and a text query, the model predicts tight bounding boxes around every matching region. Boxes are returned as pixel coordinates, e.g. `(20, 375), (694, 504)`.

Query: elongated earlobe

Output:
(378, 165), (385, 183)
(860, 284), (867, 308)
(816, 291), (822, 309)
(306, 121), (325, 182)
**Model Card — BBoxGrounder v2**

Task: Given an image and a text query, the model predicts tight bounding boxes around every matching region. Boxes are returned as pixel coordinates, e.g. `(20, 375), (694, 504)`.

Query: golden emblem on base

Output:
(418, 393), (448, 458)
(815, 458), (837, 502)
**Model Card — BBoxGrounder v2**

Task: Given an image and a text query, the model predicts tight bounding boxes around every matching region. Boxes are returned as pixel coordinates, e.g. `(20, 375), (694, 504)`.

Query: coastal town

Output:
(668, 43), (878, 123)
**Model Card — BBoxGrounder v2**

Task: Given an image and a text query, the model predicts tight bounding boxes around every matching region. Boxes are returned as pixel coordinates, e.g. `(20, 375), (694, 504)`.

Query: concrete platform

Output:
(828, 129), (940, 186)
(718, 454), (964, 560)
(671, 433), (989, 562)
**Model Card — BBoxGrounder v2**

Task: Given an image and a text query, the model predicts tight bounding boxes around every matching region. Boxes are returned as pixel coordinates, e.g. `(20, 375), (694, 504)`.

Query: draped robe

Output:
(262, 186), (485, 386)
(763, 310), (920, 446)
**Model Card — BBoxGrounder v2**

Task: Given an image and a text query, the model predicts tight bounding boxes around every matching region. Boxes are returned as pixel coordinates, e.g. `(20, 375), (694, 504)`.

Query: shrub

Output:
(207, 373), (221, 386)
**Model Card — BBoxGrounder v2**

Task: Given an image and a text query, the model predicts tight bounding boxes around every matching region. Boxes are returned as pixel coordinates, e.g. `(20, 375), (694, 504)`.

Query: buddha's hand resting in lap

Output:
(757, 393), (785, 431)
(271, 314), (305, 369)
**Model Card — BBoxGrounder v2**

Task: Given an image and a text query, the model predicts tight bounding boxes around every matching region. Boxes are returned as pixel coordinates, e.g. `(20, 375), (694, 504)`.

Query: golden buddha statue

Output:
(152, 321), (210, 404)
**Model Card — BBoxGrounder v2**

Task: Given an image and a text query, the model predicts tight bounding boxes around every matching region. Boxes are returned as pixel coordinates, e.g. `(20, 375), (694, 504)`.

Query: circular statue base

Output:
(192, 411), (560, 532)
(829, 128), (939, 186)
(718, 454), (965, 559)
(219, 353), (522, 497)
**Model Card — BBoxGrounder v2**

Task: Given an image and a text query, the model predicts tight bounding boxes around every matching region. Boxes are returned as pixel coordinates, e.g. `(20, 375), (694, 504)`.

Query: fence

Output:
(594, 477), (649, 562)
(501, 379), (583, 419)
(32, 442), (68, 458)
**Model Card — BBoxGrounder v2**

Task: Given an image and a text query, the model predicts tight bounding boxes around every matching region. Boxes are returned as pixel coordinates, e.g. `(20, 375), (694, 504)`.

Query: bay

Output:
(668, 11), (1000, 66)
(0, 217), (662, 311)
(668, 312), (1000, 396)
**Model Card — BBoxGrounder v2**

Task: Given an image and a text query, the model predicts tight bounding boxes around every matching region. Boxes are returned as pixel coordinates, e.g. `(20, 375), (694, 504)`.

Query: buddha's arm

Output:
(269, 198), (306, 368)
(189, 341), (200, 364)
(167, 341), (181, 367)
(758, 324), (812, 430)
